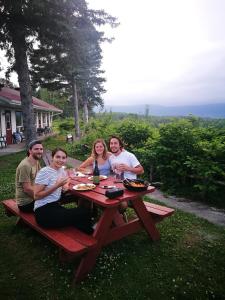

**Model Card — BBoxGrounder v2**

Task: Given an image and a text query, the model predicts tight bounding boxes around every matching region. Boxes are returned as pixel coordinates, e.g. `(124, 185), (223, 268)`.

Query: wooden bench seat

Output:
(143, 201), (175, 222)
(2, 199), (97, 257)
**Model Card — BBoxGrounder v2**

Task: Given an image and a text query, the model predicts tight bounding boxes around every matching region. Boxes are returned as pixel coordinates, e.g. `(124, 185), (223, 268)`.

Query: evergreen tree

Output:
(30, 1), (117, 136)
(0, 0), (117, 141)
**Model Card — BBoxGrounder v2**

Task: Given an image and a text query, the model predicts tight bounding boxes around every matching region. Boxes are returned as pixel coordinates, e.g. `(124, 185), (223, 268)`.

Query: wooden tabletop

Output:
(68, 176), (155, 207)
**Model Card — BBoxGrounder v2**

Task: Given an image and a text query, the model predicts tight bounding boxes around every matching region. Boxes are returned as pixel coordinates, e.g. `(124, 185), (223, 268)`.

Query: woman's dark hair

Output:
(51, 148), (68, 158)
(108, 135), (124, 149)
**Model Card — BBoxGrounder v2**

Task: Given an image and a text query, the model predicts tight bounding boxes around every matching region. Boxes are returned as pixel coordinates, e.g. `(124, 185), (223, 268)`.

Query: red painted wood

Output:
(69, 177), (155, 205)
(144, 201), (175, 214)
(104, 219), (143, 245)
(2, 199), (96, 255)
(3, 178), (174, 284)
(112, 210), (127, 226)
(74, 206), (118, 283)
(144, 201), (175, 217)
(132, 198), (160, 241)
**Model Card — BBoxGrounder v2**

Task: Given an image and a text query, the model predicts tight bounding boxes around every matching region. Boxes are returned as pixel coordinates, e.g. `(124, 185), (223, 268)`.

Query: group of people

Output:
(15, 136), (144, 234)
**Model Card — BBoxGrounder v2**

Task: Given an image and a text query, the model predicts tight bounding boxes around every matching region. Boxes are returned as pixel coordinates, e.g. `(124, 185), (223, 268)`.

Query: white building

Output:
(0, 87), (62, 145)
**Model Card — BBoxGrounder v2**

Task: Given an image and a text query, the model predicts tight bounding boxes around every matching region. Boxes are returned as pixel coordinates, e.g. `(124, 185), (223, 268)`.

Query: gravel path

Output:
(148, 189), (225, 227)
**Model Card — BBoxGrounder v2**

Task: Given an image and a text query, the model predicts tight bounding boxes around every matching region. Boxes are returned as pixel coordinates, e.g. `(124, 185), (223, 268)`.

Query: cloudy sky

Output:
(1, 0), (225, 107)
(88, 0), (225, 106)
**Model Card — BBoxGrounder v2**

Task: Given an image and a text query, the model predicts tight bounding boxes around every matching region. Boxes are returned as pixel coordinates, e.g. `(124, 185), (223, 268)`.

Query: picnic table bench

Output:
(2, 199), (97, 261)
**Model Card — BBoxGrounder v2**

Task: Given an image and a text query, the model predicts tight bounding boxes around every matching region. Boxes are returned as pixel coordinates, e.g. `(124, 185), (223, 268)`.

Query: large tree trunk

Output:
(11, 29), (36, 146)
(83, 97), (89, 124)
(72, 76), (80, 138)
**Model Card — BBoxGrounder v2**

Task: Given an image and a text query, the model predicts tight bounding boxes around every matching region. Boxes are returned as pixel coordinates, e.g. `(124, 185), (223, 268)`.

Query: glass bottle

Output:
(93, 159), (100, 185)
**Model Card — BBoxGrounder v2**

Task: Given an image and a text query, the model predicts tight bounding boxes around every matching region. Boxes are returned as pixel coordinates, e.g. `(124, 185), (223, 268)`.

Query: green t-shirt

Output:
(15, 157), (40, 206)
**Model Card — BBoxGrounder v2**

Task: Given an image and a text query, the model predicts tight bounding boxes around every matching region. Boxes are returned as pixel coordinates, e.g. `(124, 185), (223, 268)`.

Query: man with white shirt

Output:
(108, 135), (144, 179)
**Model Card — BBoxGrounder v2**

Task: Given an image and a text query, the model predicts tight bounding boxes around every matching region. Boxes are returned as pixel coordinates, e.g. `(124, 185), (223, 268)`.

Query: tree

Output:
(0, 0), (37, 144)
(0, 0), (117, 142)
(30, 1), (117, 137)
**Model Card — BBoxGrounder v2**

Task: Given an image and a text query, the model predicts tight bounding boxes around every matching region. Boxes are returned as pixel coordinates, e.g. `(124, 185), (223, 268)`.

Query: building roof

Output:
(0, 87), (63, 113)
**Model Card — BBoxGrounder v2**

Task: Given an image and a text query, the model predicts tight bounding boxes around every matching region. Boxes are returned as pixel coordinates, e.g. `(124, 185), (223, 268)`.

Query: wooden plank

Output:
(143, 201), (175, 218)
(2, 199), (96, 255)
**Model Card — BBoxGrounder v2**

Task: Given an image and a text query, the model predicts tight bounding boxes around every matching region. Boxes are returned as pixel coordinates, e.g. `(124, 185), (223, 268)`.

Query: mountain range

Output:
(104, 103), (225, 118)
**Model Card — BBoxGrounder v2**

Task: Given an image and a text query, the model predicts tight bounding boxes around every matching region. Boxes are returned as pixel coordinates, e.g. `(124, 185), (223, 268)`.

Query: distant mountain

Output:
(104, 103), (225, 118)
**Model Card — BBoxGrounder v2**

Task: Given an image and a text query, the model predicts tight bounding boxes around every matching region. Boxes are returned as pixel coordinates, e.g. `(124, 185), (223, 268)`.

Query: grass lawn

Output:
(0, 152), (225, 299)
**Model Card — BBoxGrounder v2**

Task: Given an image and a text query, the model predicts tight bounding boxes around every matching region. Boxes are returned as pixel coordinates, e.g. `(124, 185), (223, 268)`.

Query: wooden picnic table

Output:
(68, 175), (160, 283)
(2, 174), (174, 284)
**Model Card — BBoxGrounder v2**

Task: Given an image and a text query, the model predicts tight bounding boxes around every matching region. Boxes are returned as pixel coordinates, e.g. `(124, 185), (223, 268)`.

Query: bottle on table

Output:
(93, 160), (100, 185)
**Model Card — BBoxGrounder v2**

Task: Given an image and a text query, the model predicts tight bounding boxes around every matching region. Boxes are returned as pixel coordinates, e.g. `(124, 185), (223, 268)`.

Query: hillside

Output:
(104, 103), (225, 118)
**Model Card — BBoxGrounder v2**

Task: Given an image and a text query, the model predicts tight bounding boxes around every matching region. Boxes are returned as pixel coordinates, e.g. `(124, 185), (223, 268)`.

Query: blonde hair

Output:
(91, 139), (108, 160)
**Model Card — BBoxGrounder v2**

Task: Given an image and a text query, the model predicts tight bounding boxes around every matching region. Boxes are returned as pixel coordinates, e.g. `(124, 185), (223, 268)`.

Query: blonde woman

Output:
(78, 139), (111, 176)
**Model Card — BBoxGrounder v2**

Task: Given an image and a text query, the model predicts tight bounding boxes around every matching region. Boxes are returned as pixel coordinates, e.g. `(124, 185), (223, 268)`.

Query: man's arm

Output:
(119, 163), (144, 175)
(22, 182), (35, 198)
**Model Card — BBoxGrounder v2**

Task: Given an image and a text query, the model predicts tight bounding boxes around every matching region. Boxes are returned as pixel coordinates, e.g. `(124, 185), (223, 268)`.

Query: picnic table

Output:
(67, 175), (174, 283)
(2, 174), (174, 284)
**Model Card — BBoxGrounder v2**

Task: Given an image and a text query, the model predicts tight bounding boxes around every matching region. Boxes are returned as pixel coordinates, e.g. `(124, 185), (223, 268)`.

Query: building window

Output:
(16, 111), (23, 127)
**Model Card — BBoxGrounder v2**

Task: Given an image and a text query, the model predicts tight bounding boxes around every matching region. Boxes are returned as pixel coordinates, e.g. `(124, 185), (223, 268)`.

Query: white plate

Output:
(88, 175), (107, 181)
(72, 183), (96, 191)
(73, 171), (86, 177)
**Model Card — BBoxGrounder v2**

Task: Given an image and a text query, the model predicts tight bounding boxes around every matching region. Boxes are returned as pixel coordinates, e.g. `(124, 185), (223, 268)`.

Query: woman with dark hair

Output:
(34, 148), (93, 234)
(78, 139), (111, 176)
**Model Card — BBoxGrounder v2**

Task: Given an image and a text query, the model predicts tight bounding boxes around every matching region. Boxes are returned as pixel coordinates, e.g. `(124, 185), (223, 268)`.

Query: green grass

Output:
(0, 152), (225, 299)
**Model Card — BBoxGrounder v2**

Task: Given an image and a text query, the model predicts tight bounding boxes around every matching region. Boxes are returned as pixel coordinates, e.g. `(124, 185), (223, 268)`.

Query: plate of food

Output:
(88, 175), (107, 181)
(73, 171), (86, 177)
(123, 179), (149, 191)
(72, 183), (96, 191)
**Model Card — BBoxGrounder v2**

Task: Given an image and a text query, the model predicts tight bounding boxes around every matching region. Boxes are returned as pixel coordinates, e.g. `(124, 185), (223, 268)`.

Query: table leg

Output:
(132, 198), (160, 241)
(73, 206), (118, 283)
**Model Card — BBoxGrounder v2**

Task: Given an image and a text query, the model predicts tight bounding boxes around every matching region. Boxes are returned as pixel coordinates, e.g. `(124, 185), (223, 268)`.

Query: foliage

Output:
(50, 114), (225, 207)
(0, 0), (117, 142)
(40, 113), (225, 207)
(30, 1), (118, 118)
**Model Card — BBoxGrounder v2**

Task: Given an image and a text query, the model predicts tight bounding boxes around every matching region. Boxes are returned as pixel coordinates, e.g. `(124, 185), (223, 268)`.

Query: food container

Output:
(123, 179), (149, 191)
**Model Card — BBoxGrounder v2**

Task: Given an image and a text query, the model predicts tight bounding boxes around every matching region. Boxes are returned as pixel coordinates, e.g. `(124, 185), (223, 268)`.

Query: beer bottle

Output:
(93, 160), (100, 185)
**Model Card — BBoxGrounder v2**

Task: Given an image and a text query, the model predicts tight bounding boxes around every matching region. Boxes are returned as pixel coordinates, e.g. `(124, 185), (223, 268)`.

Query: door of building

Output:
(5, 110), (12, 144)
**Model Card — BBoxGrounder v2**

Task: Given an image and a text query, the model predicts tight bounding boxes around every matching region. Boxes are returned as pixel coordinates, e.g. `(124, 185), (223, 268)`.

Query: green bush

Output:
(50, 115), (225, 207)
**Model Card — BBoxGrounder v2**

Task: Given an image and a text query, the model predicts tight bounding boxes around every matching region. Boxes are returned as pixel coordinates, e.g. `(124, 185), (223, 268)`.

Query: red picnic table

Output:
(68, 175), (171, 283)
(2, 175), (174, 285)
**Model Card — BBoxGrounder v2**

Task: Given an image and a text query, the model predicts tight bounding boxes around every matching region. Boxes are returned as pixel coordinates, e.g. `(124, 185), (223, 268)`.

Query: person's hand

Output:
(117, 163), (129, 172)
(63, 177), (71, 191)
(56, 176), (68, 188)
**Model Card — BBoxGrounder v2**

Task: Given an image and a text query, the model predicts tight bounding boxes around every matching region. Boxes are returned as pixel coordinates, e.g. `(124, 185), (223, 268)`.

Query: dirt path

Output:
(148, 189), (225, 227)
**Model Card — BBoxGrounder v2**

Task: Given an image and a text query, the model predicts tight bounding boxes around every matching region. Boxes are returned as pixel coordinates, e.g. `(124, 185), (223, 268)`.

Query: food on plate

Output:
(73, 183), (96, 191)
(123, 179), (149, 191)
(129, 181), (145, 188)
(88, 175), (107, 181)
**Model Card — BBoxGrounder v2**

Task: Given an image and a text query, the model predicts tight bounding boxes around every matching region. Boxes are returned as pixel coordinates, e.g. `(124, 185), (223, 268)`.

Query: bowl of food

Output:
(123, 179), (149, 191)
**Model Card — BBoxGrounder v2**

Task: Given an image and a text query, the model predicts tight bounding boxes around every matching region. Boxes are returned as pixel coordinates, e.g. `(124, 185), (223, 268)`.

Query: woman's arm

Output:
(34, 177), (68, 200)
(77, 156), (94, 172)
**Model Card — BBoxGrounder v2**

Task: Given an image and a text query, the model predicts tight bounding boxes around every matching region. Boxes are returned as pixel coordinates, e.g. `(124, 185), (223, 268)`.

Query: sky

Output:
(1, 0), (225, 107)
(87, 0), (225, 106)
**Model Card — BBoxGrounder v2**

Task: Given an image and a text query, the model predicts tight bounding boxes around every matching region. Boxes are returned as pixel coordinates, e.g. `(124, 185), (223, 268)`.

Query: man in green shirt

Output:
(15, 140), (44, 212)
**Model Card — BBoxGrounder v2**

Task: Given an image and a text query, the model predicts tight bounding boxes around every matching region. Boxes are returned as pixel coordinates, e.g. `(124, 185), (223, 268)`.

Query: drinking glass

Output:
(112, 163), (124, 182)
